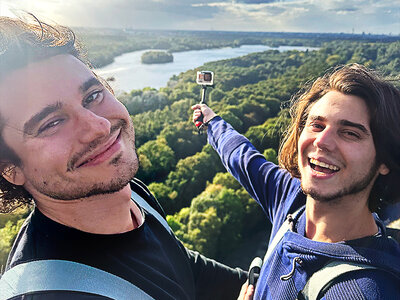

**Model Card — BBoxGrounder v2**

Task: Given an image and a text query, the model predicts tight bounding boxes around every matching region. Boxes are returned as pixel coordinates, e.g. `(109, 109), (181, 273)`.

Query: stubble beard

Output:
(301, 161), (379, 203)
(27, 118), (139, 201)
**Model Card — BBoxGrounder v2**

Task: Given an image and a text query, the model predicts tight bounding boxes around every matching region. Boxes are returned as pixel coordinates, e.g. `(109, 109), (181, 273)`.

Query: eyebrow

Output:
(23, 102), (63, 136)
(22, 77), (103, 137)
(339, 119), (370, 135)
(308, 115), (370, 135)
(79, 77), (102, 94)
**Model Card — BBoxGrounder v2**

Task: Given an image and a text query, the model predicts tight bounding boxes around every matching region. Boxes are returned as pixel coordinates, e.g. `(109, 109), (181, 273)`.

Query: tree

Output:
(136, 138), (175, 183)
(219, 111), (243, 132)
(263, 148), (278, 165)
(187, 207), (222, 257)
(164, 145), (225, 212)
(187, 184), (245, 258)
(212, 172), (242, 190)
(326, 54), (342, 66)
(148, 182), (178, 215)
(209, 88), (226, 104)
(0, 219), (24, 268)
(159, 122), (206, 160)
(119, 90), (169, 115)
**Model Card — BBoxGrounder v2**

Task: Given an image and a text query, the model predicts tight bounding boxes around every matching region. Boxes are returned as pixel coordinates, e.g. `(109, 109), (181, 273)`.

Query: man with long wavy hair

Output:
(0, 15), (247, 299)
(193, 64), (400, 299)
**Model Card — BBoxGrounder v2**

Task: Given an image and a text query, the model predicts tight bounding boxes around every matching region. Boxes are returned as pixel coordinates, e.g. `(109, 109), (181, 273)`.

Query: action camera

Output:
(196, 71), (214, 86)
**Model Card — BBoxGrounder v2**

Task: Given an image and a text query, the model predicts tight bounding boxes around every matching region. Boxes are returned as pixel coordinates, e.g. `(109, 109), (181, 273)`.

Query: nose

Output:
(313, 127), (336, 152)
(75, 109), (111, 144)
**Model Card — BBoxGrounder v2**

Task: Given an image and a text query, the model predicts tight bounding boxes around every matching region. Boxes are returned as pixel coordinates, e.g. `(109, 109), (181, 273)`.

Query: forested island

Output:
(141, 50), (173, 64)
(1, 30), (399, 269)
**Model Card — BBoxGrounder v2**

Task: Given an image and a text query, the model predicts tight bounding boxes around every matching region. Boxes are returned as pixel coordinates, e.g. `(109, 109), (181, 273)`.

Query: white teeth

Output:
(309, 158), (339, 171)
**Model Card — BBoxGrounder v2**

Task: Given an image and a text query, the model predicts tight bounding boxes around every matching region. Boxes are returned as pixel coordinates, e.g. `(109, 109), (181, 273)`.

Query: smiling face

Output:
(0, 54), (138, 201)
(298, 90), (389, 203)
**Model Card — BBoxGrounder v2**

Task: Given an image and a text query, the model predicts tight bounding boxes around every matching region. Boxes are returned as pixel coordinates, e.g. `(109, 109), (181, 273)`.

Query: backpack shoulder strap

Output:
(130, 178), (166, 218)
(386, 227), (400, 244)
(263, 206), (304, 263)
(0, 259), (154, 300)
(131, 189), (172, 234)
(300, 261), (376, 300)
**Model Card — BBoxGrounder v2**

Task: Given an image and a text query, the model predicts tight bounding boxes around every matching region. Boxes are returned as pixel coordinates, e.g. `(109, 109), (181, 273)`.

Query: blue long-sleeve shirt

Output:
(208, 117), (400, 299)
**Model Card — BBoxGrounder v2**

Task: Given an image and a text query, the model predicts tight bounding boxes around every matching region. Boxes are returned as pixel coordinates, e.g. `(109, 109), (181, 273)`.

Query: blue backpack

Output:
(249, 208), (400, 300)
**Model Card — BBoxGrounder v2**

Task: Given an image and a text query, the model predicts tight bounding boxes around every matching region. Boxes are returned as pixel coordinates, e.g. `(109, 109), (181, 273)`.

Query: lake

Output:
(95, 45), (317, 93)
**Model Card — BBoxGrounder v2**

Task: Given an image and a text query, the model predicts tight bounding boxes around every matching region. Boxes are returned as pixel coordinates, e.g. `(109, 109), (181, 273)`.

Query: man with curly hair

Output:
(0, 15), (247, 299)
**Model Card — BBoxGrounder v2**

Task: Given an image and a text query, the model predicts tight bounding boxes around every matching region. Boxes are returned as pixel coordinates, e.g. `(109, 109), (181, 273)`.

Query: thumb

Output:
(191, 104), (202, 110)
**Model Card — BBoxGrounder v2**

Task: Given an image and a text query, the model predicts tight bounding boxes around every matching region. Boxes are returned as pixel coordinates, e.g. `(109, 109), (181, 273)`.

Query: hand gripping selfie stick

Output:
(195, 86), (207, 132)
(195, 71), (214, 134)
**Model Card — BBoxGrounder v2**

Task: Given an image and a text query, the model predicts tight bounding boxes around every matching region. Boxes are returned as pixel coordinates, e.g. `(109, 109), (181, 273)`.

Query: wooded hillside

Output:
(121, 39), (400, 264)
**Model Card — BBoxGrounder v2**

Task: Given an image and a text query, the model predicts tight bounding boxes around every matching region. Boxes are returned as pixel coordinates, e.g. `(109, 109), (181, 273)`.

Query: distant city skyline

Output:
(0, 0), (399, 35)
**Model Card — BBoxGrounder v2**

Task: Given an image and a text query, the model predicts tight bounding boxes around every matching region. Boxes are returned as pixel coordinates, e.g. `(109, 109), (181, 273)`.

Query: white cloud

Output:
(0, 0), (398, 34)
(199, 0), (400, 34)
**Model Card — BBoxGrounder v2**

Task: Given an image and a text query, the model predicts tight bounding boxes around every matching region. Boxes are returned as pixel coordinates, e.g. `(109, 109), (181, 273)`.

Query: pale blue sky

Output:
(0, 0), (399, 34)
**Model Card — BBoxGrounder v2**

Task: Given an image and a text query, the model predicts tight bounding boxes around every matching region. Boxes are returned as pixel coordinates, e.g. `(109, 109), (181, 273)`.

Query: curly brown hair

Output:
(0, 14), (88, 213)
(279, 64), (400, 212)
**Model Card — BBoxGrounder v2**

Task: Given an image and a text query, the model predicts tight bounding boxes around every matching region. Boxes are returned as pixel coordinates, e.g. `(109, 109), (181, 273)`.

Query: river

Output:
(95, 45), (317, 93)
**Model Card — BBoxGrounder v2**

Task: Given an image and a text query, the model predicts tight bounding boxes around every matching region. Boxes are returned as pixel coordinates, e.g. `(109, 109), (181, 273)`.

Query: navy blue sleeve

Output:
(207, 117), (302, 224)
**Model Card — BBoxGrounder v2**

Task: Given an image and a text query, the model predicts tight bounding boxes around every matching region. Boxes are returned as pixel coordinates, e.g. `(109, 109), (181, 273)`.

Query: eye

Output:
(342, 130), (360, 140)
(308, 122), (324, 131)
(83, 90), (104, 107)
(37, 119), (64, 135)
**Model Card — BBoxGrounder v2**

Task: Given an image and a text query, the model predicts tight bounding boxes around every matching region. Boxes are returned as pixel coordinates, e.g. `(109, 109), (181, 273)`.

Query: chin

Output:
(301, 181), (338, 202)
(304, 189), (341, 203)
(84, 177), (132, 198)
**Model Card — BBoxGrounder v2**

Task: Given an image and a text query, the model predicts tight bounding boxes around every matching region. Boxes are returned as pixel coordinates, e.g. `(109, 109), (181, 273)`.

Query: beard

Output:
(301, 160), (379, 203)
(25, 118), (139, 201)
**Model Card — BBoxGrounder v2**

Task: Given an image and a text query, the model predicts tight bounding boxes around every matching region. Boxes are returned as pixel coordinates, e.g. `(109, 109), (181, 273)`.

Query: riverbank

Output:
(76, 28), (331, 68)
(95, 45), (318, 92)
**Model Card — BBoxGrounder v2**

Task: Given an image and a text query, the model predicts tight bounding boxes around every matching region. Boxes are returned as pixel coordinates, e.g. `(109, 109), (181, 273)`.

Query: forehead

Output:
(0, 54), (93, 127)
(308, 91), (370, 125)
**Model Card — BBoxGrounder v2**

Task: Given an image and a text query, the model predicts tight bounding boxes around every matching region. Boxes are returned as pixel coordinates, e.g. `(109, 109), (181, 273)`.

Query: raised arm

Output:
(192, 104), (301, 223)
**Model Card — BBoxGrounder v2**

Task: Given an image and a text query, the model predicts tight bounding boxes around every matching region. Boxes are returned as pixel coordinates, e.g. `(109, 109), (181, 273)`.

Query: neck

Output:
(305, 194), (378, 243)
(35, 184), (138, 234)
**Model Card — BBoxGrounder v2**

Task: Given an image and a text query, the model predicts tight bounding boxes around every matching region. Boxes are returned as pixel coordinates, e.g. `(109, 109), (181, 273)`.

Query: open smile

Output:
(308, 157), (340, 175)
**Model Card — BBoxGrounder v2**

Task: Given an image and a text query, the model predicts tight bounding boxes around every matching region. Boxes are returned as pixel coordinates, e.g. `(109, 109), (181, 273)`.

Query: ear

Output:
(2, 164), (26, 186)
(378, 163), (390, 176)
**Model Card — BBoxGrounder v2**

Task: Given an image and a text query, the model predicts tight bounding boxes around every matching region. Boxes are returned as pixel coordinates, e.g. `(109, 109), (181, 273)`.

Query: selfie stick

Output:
(195, 85), (207, 133)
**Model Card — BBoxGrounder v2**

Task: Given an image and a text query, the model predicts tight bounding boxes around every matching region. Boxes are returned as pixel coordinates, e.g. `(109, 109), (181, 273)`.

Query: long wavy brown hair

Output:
(279, 64), (400, 212)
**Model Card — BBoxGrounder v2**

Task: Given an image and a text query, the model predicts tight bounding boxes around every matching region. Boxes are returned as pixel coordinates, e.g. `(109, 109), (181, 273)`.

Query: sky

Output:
(0, 0), (399, 35)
